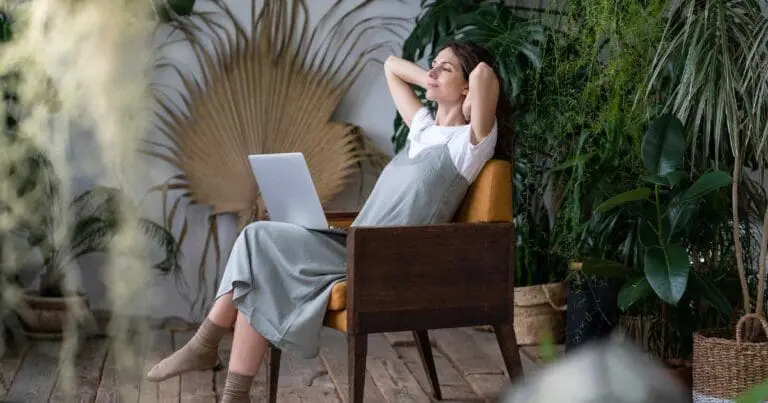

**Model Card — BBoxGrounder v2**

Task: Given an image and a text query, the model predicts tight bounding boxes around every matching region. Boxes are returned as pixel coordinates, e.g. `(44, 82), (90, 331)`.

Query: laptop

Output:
(247, 152), (346, 235)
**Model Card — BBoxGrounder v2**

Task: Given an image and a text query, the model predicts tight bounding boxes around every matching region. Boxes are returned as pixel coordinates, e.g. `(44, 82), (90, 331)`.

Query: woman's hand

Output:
(384, 55), (428, 127)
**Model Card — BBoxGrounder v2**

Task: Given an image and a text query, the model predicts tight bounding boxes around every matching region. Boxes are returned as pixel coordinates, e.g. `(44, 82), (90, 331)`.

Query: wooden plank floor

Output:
(1, 321), (555, 403)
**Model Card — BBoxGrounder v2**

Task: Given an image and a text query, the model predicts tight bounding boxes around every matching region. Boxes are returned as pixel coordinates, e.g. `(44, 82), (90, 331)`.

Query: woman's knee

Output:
(241, 220), (295, 241)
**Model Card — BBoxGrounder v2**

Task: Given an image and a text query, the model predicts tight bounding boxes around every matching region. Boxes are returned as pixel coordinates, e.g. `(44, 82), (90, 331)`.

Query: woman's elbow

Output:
(384, 55), (395, 72)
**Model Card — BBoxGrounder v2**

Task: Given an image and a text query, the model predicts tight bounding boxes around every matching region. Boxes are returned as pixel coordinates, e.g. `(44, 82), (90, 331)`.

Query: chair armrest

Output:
(325, 211), (358, 228)
(345, 222), (515, 333)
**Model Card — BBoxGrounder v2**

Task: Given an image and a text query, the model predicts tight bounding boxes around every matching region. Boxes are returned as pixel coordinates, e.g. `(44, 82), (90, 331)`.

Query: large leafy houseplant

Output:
(642, 0), (768, 325)
(585, 113), (733, 315)
(579, 113), (738, 365)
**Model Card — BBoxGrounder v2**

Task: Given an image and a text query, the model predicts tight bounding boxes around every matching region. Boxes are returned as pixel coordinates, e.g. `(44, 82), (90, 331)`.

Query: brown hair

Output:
(437, 41), (514, 161)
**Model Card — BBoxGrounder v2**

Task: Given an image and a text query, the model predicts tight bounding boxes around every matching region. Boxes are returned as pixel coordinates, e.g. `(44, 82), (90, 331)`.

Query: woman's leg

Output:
(146, 292), (236, 382)
(220, 311), (270, 403)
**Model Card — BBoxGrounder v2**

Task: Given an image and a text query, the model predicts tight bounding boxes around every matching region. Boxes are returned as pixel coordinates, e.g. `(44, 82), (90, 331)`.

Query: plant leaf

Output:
(688, 272), (731, 316)
(618, 276), (652, 311)
(596, 187), (651, 213)
(644, 244), (691, 305)
(641, 113), (685, 176)
(580, 258), (627, 278)
(638, 218), (658, 248)
(643, 174), (671, 186)
(667, 204), (696, 241)
(665, 170), (684, 186)
(678, 171), (732, 205)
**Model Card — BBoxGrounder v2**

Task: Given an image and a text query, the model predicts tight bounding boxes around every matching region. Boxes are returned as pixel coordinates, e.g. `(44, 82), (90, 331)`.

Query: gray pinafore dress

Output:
(215, 142), (470, 358)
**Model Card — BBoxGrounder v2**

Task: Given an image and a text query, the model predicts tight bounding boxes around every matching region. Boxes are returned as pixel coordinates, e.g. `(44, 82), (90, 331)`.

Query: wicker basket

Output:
(692, 313), (768, 402)
(514, 282), (566, 345)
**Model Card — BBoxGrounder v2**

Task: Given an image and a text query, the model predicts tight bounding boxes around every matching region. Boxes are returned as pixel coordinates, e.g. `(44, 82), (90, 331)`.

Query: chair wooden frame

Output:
(265, 211), (523, 402)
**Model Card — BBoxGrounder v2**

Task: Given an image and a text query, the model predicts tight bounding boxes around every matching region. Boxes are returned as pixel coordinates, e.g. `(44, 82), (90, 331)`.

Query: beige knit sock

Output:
(146, 318), (227, 382)
(220, 372), (253, 403)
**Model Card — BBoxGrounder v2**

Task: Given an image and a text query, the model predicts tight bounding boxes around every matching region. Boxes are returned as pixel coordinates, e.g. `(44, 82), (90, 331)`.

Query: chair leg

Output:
(348, 333), (368, 403)
(413, 330), (442, 400)
(493, 324), (523, 381)
(266, 344), (282, 403)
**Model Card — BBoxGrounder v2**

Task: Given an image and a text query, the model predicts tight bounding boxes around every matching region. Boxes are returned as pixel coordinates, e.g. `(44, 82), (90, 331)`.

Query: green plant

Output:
(643, 0), (768, 323)
(35, 187), (182, 298)
(584, 113), (732, 312)
(523, 0), (667, 265)
(514, 152), (565, 285)
(3, 143), (183, 298)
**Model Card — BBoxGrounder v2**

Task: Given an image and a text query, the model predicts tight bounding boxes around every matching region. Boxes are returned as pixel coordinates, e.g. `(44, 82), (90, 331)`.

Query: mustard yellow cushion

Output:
(323, 309), (347, 332)
(327, 281), (347, 311)
(455, 159), (513, 223)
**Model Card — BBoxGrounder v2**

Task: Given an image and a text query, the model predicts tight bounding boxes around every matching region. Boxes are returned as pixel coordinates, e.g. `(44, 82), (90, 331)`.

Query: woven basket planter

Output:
(692, 313), (768, 402)
(19, 289), (90, 340)
(513, 282), (567, 345)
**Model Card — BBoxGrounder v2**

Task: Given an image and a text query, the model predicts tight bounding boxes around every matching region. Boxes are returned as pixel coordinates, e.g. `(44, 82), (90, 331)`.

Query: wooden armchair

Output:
(266, 159), (523, 402)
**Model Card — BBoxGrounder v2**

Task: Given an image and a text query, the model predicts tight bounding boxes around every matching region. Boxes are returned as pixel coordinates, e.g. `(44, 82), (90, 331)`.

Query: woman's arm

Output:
(384, 55), (428, 127)
(463, 62), (500, 145)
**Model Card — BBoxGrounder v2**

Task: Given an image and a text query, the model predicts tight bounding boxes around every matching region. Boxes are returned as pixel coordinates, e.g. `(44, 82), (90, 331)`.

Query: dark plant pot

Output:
(18, 289), (90, 340)
(565, 277), (620, 352)
(665, 358), (692, 393)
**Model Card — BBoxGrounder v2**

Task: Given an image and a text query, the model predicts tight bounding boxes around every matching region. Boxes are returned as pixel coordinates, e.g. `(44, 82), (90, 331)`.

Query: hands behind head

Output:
(463, 62), (496, 123)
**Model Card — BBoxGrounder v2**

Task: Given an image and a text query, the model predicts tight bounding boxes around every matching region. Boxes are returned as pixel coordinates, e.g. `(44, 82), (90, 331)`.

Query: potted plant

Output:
(508, 148), (568, 345)
(4, 145), (183, 339)
(580, 113), (735, 388)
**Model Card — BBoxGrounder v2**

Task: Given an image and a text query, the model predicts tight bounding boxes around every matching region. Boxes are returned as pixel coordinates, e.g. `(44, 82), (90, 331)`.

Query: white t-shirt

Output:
(407, 106), (498, 183)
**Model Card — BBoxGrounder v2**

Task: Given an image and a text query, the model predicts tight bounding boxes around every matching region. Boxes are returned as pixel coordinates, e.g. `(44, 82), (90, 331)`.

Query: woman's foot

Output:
(220, 372), (253, 402)
(146, 318), (228, 382)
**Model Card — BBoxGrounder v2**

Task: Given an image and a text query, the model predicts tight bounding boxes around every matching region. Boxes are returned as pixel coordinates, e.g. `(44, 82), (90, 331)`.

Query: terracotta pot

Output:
(19, 289), (90, 340)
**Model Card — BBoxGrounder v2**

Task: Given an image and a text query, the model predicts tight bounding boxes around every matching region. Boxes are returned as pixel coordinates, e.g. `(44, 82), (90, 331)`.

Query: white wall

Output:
(73, 0), (423, 322)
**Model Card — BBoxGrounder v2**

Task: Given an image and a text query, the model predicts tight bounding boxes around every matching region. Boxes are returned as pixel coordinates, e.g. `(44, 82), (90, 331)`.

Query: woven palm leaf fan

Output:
(144, 0), (404, 315)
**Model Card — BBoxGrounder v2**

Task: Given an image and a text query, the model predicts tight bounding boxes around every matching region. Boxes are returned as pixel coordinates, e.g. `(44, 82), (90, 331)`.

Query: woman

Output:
(146, 41), (509, 402)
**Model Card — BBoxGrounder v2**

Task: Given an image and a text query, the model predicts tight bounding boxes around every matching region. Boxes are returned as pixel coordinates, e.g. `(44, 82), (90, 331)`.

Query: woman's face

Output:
(425, 47), (468, 104)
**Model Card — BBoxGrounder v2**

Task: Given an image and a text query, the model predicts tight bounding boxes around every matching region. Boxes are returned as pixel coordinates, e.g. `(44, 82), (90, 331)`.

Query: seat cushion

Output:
(323, 308), (347, 332)
(327, 281), (347, 311)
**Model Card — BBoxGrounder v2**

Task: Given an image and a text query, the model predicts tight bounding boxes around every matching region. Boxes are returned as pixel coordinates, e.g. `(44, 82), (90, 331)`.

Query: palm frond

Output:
(145, 0), (400, 317)
(138, 218), (183, 275)
(643, 0), (765, 167)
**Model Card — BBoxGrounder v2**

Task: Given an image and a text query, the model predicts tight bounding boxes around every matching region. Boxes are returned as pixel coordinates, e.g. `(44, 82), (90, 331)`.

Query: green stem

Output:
(655, 185), (663, 244)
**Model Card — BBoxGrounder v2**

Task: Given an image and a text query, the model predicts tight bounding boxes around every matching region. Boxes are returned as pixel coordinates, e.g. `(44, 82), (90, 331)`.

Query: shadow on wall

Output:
(500, 339), (689, 403)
